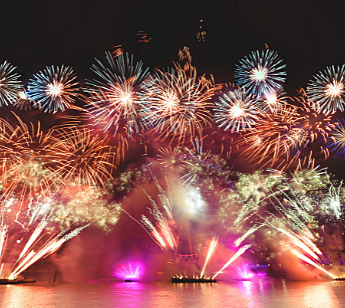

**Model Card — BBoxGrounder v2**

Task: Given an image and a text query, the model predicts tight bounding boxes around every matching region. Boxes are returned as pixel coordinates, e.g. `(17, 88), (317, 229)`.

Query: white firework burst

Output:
(308, 65), (345, 114)
(26, 65), (79, 113)
(0, 61), (22, 107)
(85, 52), (149, 136)
(213, 89), (260, 133)
(235, 49), (286, 97)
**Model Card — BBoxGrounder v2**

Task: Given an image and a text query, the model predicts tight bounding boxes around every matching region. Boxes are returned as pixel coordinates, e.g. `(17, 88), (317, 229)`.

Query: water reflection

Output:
(0, 280), (344, 307)
(241, 281), (259, 308)
(0, 285), (53, 308)
(110, 282), (146, 308)
(302, 282), (340, 308)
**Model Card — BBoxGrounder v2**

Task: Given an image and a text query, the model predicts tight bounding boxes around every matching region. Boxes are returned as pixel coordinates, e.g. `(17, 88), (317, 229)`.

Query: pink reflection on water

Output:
(113, 263), (143, 280)
(236, 265), (267, 280)
(237, 265), (254, 279)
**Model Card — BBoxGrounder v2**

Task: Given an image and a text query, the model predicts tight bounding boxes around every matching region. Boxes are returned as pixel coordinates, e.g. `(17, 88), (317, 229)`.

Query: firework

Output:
(44, 127), (116, 188)
(200, 236), (218, 278)
(308, 65), (345, 114)
(114, 263), (142, 280)
(119, 172), (177, 251)
(85, 52), (149, 136)
(235, 49), (286, 97)
(213, 89), (260, 133)
(0, 61), (22, 107)
(52, 186), (121, 232)
(178, 46), (192, 71)
(13, 90), (32, 110)
(275, 171), (343, 221)
(0, 44), (341, 282)
(123, 175), (179, 252)
(157, 137), (225, 179)
(234, 224), (265, 247)
(267, 220), (321, 261)
(258, 88), (288, 113)
(263, 214), (331, 278)
(236, 265), (256, 279)
(139, 64), (214, 142)
(183, 186), (206, 216)
(238, 106), (308, 171)
(0, 178), (122, 280)
(325, 119), (345, 158)
(157, 146), (189, 170)
(26, 65), (79, 113)
(0, 225), (7, 263)
(292, 249), (335, 279)
(9, 224), (90, 279)
(140, 190), (177, 251)
(212, 244), (251, 279)
(0, 117), (57, 209)
(0, 196), (91, 279)
(294, 93), (335, 145)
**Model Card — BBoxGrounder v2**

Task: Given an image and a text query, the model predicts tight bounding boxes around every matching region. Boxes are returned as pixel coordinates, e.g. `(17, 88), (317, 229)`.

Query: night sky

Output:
(2, 0), (345, 85)
(2, 0), (345, 175)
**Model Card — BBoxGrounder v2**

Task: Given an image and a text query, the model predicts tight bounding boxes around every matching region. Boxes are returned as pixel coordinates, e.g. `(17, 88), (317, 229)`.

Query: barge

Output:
(171, 276), (216, 283)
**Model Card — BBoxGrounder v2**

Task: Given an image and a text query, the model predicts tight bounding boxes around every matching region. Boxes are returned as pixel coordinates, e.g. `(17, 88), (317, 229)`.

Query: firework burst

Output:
(13, 90), (31, 110)
(213, 88), (260, 133)
(239, 106), (308, 170)
(0, 116), (57, 206)
(325, 119), (345, 158)
(258, 88), (288, 113)
(235, 49), (286, 97)
(308, 65), (345, 114)
(85, 52), (149, 136)
(52, 185), (121, 232)
(0, 61), (22, 107)
(294, 93), (335, 143)
(44, 127), (116, 188)
(157, 146), (190, 170)
(139, 64), (214, 142)
(26, 65), (79, 113)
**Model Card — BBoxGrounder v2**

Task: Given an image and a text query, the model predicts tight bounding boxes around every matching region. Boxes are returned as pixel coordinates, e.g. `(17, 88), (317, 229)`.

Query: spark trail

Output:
(212, 245), (251, 279)
(292, 249), (335, 279)
(200, 236), (218, 278)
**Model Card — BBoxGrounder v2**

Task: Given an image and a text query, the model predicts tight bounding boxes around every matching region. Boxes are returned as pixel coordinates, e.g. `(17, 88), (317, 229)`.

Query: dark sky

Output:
(2, 0), (345, 176)
(2, 0), (345, 90)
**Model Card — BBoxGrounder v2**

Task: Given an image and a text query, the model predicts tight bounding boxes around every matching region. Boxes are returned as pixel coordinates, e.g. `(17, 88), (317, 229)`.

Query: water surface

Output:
(0, 280), (344, 308)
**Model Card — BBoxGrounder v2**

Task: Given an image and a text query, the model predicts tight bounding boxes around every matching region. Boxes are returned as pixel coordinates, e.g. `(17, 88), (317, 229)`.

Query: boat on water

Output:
(171, 277), (216, 283)
(0, 278), (36, 284)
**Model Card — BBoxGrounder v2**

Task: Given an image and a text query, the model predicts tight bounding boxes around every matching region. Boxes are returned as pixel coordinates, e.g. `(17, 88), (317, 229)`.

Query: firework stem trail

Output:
(212, 245), (251, 279)
(292, 249), (335, 279)
(120, 208), (163, 248)
(0, 225), (8, 263)
(200, 236), (218, 278)
(9, 224), (90, 279)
